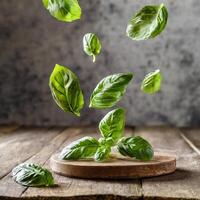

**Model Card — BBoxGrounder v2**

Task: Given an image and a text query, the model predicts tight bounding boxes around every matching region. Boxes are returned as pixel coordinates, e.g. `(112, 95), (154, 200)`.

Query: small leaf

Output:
(60, 136), (99, 160)
(117, 136), (154, 161)
(90, 73), (133, 108)
(83, 33), (101, 62)
(94, 145), (111, 162)
(126, 3), (168, 40)
(141, 69), (162, 94)
(42, 0), (81, 22)
(99, 108), (125, 145)
(12, 163), (54, 187)
(49, 64), (84, 116)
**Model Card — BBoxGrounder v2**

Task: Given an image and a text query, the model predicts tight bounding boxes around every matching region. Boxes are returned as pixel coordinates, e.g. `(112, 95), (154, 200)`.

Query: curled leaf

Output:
(126, 3), (168, 40)
(83, 33), (101, 62)
(42, 0), (81, 22)
(141, 69), (162, 94)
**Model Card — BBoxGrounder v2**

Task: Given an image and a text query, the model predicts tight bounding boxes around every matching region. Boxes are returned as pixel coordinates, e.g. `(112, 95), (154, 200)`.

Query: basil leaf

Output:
(99, 108), (125, 145)
(98, 137), (115, 147)
(126, 3), (168, 40)
(49, 64), (84, 116)
(60, 136), (99, 160)
(141, 69), (162, 94)
(42, 0), (81, 22)
(94, 145), (111, 162)
(117, 136), (154, 161)
(90, 73), (133, 108)
(12, 163), (54, 187)
(83, 33), (101, 62)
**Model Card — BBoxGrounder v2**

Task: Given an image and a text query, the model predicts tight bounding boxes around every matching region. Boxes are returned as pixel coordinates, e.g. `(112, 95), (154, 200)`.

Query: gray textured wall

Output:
(0, 0), (200, 126)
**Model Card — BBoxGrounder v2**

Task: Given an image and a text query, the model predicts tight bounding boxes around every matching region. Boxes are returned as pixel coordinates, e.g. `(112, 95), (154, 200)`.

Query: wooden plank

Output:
(0, 127), (62, 179)
(181, 128), (200, 155)
(0, 127), (81, 199)
(23, 127), (142, 200)
(134, 126), (200, 200)
(0, 126), (31, 145)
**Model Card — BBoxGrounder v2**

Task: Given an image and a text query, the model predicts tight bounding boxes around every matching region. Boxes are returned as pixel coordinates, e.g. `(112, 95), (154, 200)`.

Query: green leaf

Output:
(126, 3), (168, 40)
(12, 163), (54, 187)
(42, 0), (81, 22)
(94, 145), (111, 162)
(117, 136), (154, 161)
(83, 33), (101, 62)
(98, 137), (115, 147)
(90, 73), (133, 108)
(60, 136), (99, 160)
(141, 69), (162, 94)
(49, 64), (84, 116)
(99, 108), (125, 145)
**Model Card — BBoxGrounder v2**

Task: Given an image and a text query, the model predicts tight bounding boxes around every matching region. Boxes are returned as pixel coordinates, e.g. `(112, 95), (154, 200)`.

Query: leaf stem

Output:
(92, 55), (96, 63)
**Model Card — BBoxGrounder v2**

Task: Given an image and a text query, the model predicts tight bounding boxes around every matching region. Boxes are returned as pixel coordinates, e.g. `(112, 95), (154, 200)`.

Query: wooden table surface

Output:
(0, 125), (200, 200)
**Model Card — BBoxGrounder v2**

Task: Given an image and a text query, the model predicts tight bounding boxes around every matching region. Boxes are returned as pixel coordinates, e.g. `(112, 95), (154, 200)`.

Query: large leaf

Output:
(117, 136), (154, 161)
(60, 136), (99, 160)
(42, 0), (81, 22)
(90, 73), (133, 109)
(126, 3), (168, 40)
(94, 145), (111, 162)
(83, 33), (101, 62)
(99, 108), (125, 145)
(49, 64), (84, 116)
(12, 163), (54, 187)
(141, 69), (162, 94)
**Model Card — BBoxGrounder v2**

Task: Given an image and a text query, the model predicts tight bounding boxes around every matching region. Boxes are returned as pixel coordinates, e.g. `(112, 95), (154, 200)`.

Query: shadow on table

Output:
(141, 167), (197, 182)
(72, 167), (196, 183)
(51, 168), (196, 187)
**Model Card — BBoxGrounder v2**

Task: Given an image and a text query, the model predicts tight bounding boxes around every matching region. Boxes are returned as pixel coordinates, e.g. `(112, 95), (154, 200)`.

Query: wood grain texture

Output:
(180, 128), (200, 155)
(0, 125), (20, 144)
(50, 153), (176, 179)
(23, 127), (142, 200)
(0, 127), (64, 198)
(135, 126), (200, 200)
(0, 126), (200, 200)
(0, 127), (62, 179)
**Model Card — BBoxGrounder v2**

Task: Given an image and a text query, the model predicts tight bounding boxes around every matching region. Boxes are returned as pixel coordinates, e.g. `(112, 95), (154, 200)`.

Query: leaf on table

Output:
(117, 136), (154, 161)
(12, 163), (54, 187)
(60, 136), (99, 160)
(99, 108), (125, 145)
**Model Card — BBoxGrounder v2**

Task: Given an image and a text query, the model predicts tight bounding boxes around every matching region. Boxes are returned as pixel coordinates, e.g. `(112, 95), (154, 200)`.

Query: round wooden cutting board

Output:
(50, 153), (176, 179)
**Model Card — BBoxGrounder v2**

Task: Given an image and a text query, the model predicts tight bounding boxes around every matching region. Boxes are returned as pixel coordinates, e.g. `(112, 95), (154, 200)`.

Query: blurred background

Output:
(0, 0), (200, 127)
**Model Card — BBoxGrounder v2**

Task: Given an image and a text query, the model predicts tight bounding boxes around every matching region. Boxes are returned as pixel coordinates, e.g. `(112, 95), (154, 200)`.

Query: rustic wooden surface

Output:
(0, 125), (200, 200)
